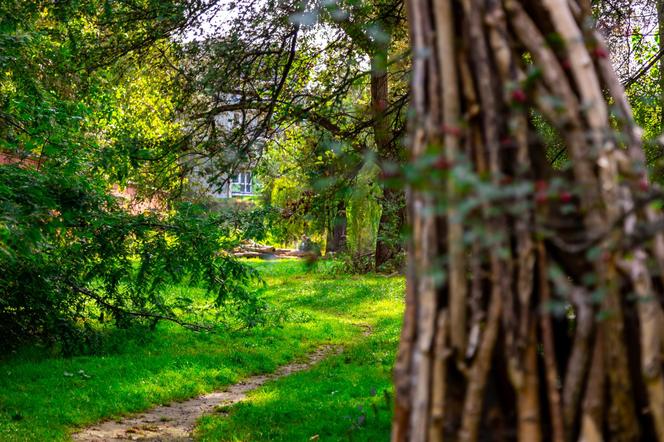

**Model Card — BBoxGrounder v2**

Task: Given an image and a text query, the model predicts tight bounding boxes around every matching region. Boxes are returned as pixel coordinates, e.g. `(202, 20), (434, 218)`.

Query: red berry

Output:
(561, 59), (572, 70)
(434, 157), (452, 170)
(534, 180), (549, 204)
(638, 178), (649, 192)
(511, 89), (527, 104)
(559, 191), (573, 203)
(380, 169), (400, 180)
(500, 176), (513, 186)
(534, 180), (548, 192)
(592, 47), (608, 59)
(500, 136), (513, 148)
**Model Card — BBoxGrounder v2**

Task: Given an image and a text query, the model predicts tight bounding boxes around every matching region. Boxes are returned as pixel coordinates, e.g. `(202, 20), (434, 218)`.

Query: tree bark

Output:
(375, 186), (405, 268)
(370, 31), (406, 270)
(326, 199), (347, 254)
(372, 53), (404, 269)
(336, 11), (407, 270)
(393, 0), (664, 440)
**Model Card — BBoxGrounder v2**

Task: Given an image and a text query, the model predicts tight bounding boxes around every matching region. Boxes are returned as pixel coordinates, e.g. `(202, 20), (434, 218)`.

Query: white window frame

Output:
(231, 171), (253, 196)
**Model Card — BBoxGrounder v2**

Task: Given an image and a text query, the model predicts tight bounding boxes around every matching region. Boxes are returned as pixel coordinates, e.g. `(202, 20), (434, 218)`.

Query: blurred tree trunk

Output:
(376, 186), (406, 268)
(326, 200), (347, 254)
(393, 0), (664, 441)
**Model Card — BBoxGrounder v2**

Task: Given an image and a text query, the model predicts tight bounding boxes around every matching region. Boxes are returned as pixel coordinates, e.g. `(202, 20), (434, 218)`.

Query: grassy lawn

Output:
(0, 259), (404, 441)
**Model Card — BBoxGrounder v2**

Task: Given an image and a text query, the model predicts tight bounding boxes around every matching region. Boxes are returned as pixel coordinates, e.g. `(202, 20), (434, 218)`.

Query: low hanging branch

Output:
(69, 282), (213, 332)
(393, 0), (664, 441)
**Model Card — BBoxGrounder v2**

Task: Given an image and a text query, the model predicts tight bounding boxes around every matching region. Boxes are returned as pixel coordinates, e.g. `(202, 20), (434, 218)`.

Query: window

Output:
(231, 171), (252, 195)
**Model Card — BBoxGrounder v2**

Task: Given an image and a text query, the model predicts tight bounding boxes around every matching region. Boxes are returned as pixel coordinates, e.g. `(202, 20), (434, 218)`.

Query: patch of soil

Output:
(71, 346), (338, 441)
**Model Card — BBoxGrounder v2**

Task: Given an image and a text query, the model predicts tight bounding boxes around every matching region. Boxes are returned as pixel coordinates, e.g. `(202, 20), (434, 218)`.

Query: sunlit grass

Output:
(0, 259), (404, 441)
(195, 260), (404, 441)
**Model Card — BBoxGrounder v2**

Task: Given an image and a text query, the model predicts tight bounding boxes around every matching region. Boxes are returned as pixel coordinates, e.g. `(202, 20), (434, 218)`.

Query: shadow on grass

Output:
(0, 319), (347, 441)
(0, 260), (404, 442)
(195, 310), (404, 441)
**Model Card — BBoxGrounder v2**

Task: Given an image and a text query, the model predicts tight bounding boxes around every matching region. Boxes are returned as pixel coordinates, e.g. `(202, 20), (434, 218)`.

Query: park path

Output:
(71, 346), (338, 441)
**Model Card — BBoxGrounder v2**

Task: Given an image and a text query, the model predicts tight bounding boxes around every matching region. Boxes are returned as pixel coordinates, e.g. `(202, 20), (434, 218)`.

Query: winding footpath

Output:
(71, 346), (339, 441)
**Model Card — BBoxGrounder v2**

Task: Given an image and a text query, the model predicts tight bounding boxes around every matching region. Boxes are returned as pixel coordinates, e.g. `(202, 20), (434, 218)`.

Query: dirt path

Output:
(71, 346), (338, 441)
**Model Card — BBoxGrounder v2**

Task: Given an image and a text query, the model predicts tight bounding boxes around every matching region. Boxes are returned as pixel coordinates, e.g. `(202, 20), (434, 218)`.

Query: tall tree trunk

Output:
(372, 47), (406, 269)
(336, 9), (407, 270)
(393, 1), (664, 441)
(376, 186), (406, 268)
(326, 199), (347, 254)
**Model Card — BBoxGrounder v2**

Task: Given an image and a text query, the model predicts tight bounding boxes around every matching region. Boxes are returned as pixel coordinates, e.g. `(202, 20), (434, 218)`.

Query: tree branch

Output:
(68, 281), (213, 332)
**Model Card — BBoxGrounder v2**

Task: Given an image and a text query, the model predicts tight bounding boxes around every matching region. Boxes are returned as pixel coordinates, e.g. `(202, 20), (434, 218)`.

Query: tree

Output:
(318, 0), (409, 267)
(393, 1), (664, 440)
(177, 0), (410, 266)
(0, 0), (269, 350)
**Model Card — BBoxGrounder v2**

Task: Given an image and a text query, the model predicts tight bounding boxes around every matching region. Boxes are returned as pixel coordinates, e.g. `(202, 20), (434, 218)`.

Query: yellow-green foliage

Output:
(347, 163), (382, 257)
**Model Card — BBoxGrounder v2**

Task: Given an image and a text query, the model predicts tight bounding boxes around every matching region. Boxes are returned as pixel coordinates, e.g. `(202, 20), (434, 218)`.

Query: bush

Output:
(0, 165), (265, 351)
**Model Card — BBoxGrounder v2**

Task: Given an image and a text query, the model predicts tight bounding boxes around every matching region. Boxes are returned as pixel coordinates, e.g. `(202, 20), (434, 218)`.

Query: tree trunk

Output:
(326, 199), (347, 254)
(376, 186), (406, 268)
(371, 48), (406, 269)
(393, 1), (664, 441)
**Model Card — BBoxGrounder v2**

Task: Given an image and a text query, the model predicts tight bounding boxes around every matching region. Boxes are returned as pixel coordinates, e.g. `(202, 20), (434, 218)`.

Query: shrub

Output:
(0, 165), (265, 351)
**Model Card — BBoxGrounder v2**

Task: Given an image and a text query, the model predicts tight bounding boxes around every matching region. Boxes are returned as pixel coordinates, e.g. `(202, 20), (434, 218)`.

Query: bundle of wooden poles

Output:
(393, 0), (664, 440)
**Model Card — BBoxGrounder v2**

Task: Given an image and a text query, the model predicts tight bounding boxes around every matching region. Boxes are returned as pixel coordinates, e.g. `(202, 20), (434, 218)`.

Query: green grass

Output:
(0, 259), (404, 441)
